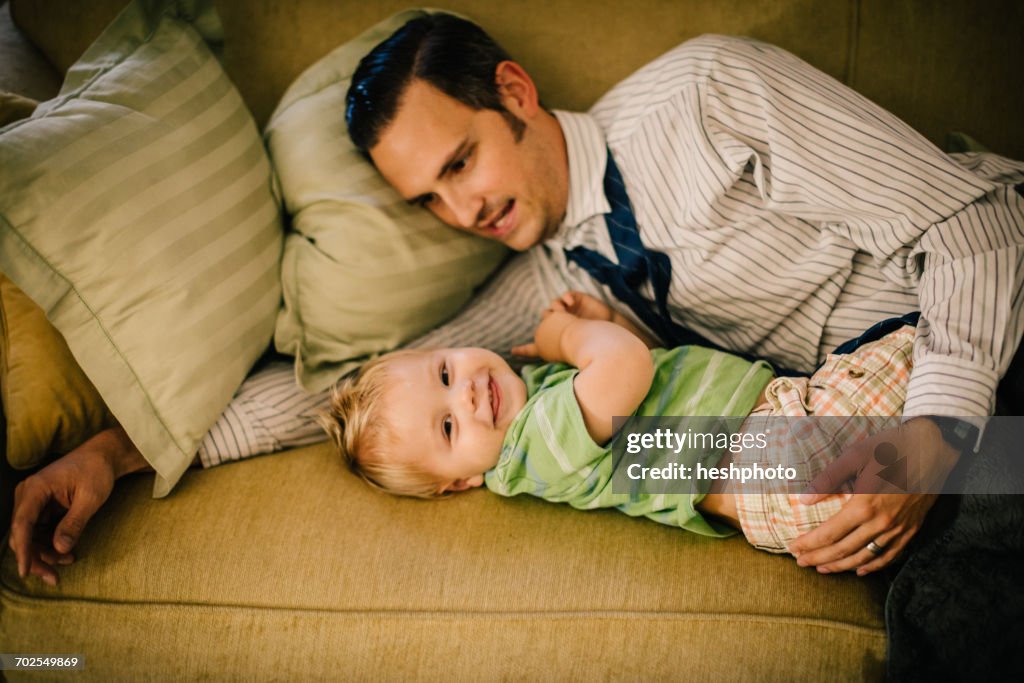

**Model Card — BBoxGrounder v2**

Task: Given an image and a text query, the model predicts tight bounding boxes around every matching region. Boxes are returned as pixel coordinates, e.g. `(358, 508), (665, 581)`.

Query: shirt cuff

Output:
(195, 399), (277, 468)
(903, 353), (999, 419)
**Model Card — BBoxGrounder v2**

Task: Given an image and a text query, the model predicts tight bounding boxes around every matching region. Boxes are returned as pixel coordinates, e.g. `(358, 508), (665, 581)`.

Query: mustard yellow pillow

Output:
(0, 274), (116, 470)
(0, 92), (38, 128)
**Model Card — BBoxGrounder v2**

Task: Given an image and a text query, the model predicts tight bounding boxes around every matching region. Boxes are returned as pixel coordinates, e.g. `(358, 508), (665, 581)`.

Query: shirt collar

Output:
(552, 111), (610, 238)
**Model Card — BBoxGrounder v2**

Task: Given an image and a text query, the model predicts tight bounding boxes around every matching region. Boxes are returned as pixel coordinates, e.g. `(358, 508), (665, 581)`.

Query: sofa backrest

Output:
(11, 0), (1024, 158)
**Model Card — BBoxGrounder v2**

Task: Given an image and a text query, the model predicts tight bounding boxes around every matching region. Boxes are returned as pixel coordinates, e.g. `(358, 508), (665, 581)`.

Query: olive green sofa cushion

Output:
(0, 443), (887, 681)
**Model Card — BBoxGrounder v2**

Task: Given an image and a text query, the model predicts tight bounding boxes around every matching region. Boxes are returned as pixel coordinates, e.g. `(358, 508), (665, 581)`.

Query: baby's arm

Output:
(528, 311), (655, 445)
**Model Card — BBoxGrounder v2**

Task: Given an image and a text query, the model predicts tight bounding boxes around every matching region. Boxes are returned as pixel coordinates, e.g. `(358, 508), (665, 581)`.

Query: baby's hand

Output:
(514, 292), (610, 357)
(511, 311), (578, 363)
(511, 341), (539, 357)
(545, 291), (614, 322)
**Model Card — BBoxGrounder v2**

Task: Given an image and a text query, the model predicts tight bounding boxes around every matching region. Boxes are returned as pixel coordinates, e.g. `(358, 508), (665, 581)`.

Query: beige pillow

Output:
(0, 0), (282, 496)
(267, 9), (508, 393)
(0, 274), (116, 469)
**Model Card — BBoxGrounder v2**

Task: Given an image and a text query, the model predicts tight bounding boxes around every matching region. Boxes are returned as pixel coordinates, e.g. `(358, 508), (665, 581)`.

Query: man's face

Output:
(369, 77), (565, 251)
(382, 348), (528, 492)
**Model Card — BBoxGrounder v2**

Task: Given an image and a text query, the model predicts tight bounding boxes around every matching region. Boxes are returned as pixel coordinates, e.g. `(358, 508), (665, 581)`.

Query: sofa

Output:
(1, 1), (1021, 680)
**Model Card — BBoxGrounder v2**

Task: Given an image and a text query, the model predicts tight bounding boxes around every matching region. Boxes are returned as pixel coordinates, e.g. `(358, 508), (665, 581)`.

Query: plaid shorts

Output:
(735, 327), (915, 553)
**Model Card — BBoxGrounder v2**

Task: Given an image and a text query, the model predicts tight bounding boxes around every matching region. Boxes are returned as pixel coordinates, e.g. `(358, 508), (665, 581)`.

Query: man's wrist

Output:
(916, 416), (982, 455)
(101, 426), (150, 478)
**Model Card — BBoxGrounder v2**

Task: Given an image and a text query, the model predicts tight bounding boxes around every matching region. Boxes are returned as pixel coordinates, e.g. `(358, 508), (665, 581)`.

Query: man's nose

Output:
(440, 187), (481, 231)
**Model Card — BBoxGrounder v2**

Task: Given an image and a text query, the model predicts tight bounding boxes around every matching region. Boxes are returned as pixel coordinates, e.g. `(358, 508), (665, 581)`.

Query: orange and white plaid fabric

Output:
(735, 326), (915, 553)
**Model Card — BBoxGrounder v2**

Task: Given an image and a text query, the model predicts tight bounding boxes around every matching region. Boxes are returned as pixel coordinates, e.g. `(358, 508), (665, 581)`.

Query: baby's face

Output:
(382, 348), (528, 492)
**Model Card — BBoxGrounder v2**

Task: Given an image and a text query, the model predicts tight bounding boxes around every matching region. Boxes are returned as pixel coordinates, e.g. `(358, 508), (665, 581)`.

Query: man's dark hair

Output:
(346, 13), (525, 154)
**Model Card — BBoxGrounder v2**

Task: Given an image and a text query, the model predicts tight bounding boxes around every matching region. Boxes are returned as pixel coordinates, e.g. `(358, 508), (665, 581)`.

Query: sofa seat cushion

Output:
(0, 443), (887, 680)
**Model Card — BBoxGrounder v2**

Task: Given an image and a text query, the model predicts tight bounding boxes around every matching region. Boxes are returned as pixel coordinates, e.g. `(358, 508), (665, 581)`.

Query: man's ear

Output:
(495, 60), (540, 119)
(443, 474), (485, 492)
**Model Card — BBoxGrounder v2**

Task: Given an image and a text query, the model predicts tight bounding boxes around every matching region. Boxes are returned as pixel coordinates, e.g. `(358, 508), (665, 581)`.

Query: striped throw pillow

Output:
(0, 0), (282, 496)
(267, 9), (508, 393)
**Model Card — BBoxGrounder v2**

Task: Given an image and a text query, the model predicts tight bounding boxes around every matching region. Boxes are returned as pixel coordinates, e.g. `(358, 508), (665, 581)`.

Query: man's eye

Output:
(414, 193), (438, 208)
(441, 364), (450, 386)
(443, 416), (452, 440)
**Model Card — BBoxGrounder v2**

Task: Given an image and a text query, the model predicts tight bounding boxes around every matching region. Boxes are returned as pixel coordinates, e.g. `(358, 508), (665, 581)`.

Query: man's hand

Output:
(787, 418), (960, 576)
(8, 426), (148, 586)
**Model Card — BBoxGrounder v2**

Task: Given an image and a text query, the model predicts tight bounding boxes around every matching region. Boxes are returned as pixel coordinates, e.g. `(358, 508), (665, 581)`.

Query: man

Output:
(345, 14), (1024, 576)
(11, 14), (1024, 586)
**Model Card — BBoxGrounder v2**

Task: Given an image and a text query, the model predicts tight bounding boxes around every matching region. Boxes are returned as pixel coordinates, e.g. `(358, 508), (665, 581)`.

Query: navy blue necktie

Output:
(565, 148), (728, 352)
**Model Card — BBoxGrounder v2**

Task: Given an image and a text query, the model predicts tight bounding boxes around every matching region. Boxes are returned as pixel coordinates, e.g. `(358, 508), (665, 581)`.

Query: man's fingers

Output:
(798, 443), (868, 504)
(788, 498), (863, 557)
(10, 481), (50, 578)
(28, 557), (59, 587)
(40, 549), (75, 566)
(53, 494), (101, 555)
(790, 491), (917, 572)
(851, 468), (888, 495)
(797, 466), (841, 505)
(856, 531), (909, 576)
(815, 525), (900, 574)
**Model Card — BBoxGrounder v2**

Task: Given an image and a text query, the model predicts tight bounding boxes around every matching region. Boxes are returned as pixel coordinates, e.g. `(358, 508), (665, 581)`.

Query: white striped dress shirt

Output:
(199, 33), (1024, 466)
(196, 359), (331, 467)
(553, 35), (1023, 419)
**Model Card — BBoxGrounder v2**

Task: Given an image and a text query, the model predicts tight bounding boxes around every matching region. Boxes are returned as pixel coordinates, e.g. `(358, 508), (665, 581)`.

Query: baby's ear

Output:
(444, 475), (485, 492)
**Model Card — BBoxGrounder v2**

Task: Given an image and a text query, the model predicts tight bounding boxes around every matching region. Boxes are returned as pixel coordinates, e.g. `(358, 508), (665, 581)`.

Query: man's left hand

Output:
(787, 418), (961, 576)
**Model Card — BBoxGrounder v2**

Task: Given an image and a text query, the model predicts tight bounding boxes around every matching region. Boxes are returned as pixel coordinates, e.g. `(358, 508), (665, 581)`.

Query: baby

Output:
(322, 292), (915, 552)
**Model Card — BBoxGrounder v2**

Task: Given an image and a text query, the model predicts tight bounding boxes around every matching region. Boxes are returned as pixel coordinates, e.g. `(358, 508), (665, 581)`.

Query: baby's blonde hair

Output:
(318, 350), (449, 499)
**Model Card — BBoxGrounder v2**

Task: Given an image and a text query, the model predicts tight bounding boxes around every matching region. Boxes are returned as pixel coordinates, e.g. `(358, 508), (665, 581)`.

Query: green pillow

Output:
(266, 9), (508, 393)
(0, 0), (282, 496)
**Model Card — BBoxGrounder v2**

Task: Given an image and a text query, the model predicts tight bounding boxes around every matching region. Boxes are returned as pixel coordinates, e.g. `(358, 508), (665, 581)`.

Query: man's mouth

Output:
(485, 199), (515, 238)
(489, 376), (501, 426)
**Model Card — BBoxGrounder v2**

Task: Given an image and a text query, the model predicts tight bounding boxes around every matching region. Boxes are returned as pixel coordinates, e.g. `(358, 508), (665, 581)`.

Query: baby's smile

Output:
(488, 375), (500, 425)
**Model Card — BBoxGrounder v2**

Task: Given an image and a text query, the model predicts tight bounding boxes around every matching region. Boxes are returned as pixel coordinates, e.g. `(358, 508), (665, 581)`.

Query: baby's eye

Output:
(450, 156), (467, 174)
(441, 363), (450, 386)
(416, 193), (437, 208)
(443, 416), (453, 440)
